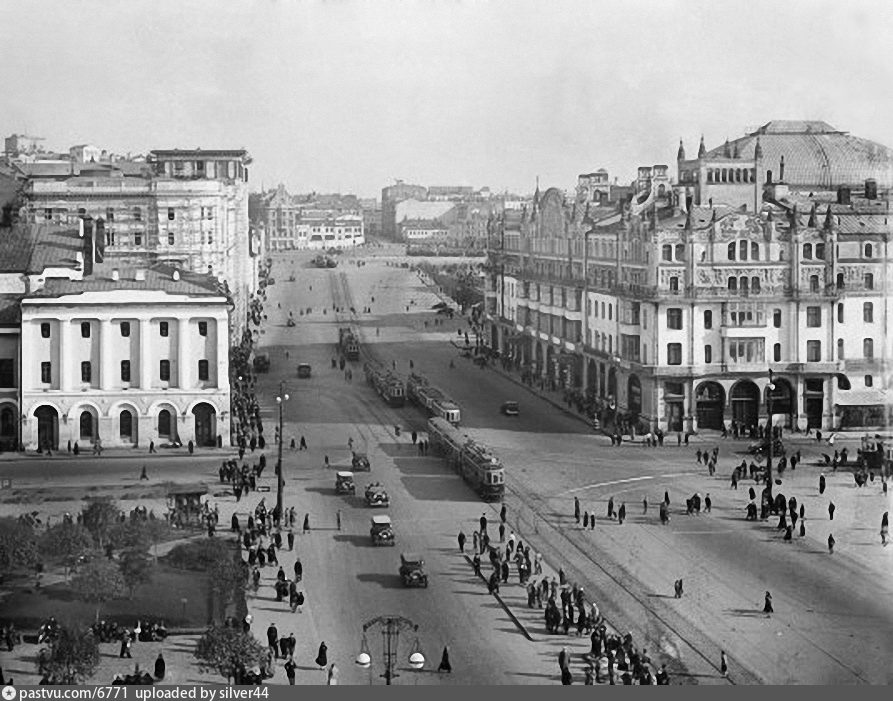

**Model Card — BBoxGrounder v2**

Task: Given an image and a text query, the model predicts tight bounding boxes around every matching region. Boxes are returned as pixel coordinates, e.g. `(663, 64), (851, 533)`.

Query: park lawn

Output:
(0, 563), (214, 631)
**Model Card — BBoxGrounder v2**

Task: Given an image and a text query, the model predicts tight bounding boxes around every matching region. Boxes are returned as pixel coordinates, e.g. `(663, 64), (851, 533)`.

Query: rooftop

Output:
(0, 222), (83, 274)
(26, 263), (228, 299)
(0, 294), (22, 326)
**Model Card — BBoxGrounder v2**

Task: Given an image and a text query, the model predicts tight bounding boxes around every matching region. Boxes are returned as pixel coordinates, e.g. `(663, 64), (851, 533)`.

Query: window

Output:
(667, 343), (682, 365)
(133, 207), (142, 222)
(80, 322), (91, 338)
(198, 321), (208, 336)
(207, 207), (213, 220)
(40, 323), (50, 338)
(159, 322), (169, 337)
(44, 207), (52, 221)
(863, 338), (874, 359)
(167, 232), (175, 245)
(751, 242), (759, 260)
(751, 277), (761, 293)
(0, 359), (13, 387)
(198, 359), (209, 381)
(739, 241), (748, 260)
(120, 321), (130, 337)
(815, 243), (825, 260)
(807, 340), (821, 362)
(865, 243), (873, 258)
(773, 309), (782, 328)
(80, 361), (91, 383)
(837, 303), (844, 323)
(703, 310), (713, 329)
(167, 207), (175, 221)
(837, 339), (844, 360)
(773, 343), (781, 362)
(675, 244), (684, 260)
(806, 307), (821, 327)
(79, 411), (93, 440)
(865, 375), (873, 387)
(120, 360), (131, 382)
(739, 277), (749, 293)
(802, 243), (812, 259)
(158, 409), (171, 437)
(40, 362), (52, 384)
(810, 275), (820, 292)
(667, 308), (683, 329)
(106, 207), (114, 222)
(727, 242), (736, 261)
(160, 359), (170, 381)
(864, 273), (874, 290)
(704, 345), (712, 364)
(669, 277), (679, 292)
(134, 233), (142, 246)
(836, 273), (844, 289)
(728, 277), (737, 292)
(864, 302), (874, 323)
(608, 305), (612, 321)
(662, 244), (672, 261)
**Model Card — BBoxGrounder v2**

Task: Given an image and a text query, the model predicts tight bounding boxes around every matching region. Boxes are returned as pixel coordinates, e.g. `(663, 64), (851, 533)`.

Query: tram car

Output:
(407, 373), (462, 425)
(405, 372), (429, 405)
(338, 327), (360, 360)
(363, 361), (406, 407)
(427, 417), (505, 501)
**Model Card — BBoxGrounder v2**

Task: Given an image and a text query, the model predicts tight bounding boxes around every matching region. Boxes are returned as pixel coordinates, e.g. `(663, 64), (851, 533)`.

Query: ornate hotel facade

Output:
(485, 121), (893, 433)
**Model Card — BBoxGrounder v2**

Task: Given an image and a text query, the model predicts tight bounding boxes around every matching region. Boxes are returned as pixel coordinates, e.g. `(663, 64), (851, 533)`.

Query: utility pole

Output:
(275, 381), (289, 517)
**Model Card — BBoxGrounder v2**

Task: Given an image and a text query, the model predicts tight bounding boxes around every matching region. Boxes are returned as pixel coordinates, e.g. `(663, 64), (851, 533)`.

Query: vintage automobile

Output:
(364, 483), (390, 508)
(370, 515), (395, 546)
(352, 452), (371, 472)
(500, 401), (520, 417)
(253, 352), (271, 373)
(399, 552), (428, 588)
(297, 363), (312, 379)
(335, 471), (356, 495)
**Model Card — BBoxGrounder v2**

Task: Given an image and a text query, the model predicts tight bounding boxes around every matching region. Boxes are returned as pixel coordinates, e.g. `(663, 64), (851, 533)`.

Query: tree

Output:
(38, 522), (95, 577)
(0, 517), (38, 576)
(110, 519), (172, 561)
(194, 625), (266, 684)
(80, 497), (120, 548)
(118, 548), (153, 598)
(71, 559), (126, 621)
(36, 624), (100, 684)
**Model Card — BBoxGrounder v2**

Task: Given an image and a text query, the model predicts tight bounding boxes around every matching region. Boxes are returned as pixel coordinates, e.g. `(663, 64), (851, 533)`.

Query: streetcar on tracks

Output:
(406, 372), (462, 425)
(338, 327), (360, 360)
(363, 360), (406, 407)
(427, 417), (505, 501)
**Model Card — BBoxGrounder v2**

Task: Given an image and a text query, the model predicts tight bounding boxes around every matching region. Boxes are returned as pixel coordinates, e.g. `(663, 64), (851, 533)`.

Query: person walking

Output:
(664, 490), (670, 505)
(284, 656), (296, 685)
(457, 530), (466, 553)
(643, 498), (648, 515)
(607, 496), (615, 519)
(437, 646), (452, 673)
(881, 512), (889, 546)
(498, 523), (506, 542)
(267, 623), (279, 659)
(287, 531), (295, 550)
(140, 465), (149, 481)
(154, 652), (166, 681)
(148, 440), (157, 454)
(828, 502), (835, 521)
(315, 642), (328, 669)
(583, 511), (589, 529)
(617, 502), (626, 525)
(828, 533), (835, 553)
(574, 497), (581, 525)
(500, 503), (507, 523)
(704, 493), (712, 513)
(720, 650), (728, 677)
(819, 473), (826, 495)
(299, 436), (307, 450)
(303, 513), (310, 534)
(763, 591), (774, 615)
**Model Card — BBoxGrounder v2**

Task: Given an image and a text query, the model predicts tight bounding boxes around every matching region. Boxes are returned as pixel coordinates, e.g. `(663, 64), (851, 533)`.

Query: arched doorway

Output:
(730, 380), (760, 429)
(695, 381), (725, 430)
(627, 375), (642, 417)
(664, 381), (685, 432)
(78, 409), (98, 444)
(587, 359), (597, 392)
(0, 405), (16, 451)
(119, 409), (137, 444)
(192, 403), (217, 447)
(35, 406), (58, 451)
(766, 378), (794, 428)
(157, 408), (176, 442)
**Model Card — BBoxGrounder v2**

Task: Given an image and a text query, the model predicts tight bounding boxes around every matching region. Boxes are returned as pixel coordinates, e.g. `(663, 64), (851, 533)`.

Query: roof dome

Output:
(704, 121), (893, 189)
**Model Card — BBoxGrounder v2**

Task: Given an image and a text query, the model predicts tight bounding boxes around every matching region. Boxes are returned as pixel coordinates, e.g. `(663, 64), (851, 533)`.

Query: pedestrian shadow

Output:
(646, 593), (677, 600)
(725, 608), (768, 618)
(355, 573), (404, 589)
(332, 534), (375, 548)
(510, 671), (556, 681)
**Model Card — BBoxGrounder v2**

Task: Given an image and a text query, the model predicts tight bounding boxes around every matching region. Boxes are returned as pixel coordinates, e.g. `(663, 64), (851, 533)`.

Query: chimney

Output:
(865, 179), (878, 200)
(837, 186), (851, 205)
(172, 270), (180, 281)
(134, 269), (147, 281)
(111, 269), (119, 281)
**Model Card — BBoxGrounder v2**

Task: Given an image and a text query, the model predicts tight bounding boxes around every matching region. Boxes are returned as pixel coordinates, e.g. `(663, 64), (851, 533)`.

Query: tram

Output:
(339, 327), (360, 360)
(363, 361), (406, 407)
(406, 372), (462, 425)
(427, 417), (504, 501)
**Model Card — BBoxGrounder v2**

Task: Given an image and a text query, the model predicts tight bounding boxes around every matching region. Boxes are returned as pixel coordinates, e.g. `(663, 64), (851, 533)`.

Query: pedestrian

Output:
(458, 530), (466, 553)
(154, 652), (165, 681)
(643, 498), (648, 515)
(140, 465), (149, 481)
(500, 503), (507, 523)
(480, 513), (488, 533)
(574, 496), (581, 524)
(561, 666), (573, 685)
(303, 513), (310, 534)
(749, 486), (756, 501)
(290, 438), (296, 450)
(558, 646), (569, 671)
(299, 436), (307, 450)
(763, 591), (773, 615)
(881, 512), (889, 546)
(437, 646), (452, 673)
(819, 473), (826, 495)
(720, 650), (728, 677)
(664, 490), (670, 505)
(607, 496), (615, 519)
(327, 663), (339, 685)
(583, 511), (589, 529)
(119, 632), (132, 658)
(704, 493), (712, 513)
(315, 642), (328, 669)
(828, 502), (835, 520)
(149, 440), (156, 454)
(287, 531), (294, 550)
(799, 521), (806, 537)
(284, 656), (296, 685)
(617, 502), (626, 525)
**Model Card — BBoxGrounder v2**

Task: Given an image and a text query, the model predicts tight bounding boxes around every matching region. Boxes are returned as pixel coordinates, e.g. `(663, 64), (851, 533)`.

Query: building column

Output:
(100, 319), (114, 390)
(178, 319), (190, 389)
(58, 320), (72, 391)
(216, 317), (229, 390)
(139, 319), (152, 390)
(794, 375), (807, 432)
(683, 380), (693, 434)
(822, 378), (834, 430)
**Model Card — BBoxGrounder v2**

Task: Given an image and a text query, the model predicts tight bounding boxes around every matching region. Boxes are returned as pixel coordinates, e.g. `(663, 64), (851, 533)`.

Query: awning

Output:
(834, 388), (890, 407)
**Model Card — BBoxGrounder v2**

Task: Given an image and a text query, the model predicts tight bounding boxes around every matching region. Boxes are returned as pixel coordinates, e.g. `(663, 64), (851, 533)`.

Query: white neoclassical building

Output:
(20, 265), (231, 451)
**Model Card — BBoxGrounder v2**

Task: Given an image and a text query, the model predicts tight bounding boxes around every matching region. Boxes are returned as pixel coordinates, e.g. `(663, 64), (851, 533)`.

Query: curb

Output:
(461, 552), (536, 643)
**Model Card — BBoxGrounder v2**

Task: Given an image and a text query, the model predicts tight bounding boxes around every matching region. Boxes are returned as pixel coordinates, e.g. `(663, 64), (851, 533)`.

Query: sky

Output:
(2, 0), (892, 198)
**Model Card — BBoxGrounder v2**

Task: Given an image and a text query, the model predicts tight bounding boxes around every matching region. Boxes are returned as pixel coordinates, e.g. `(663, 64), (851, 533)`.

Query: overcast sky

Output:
(2, 0), (891, 198)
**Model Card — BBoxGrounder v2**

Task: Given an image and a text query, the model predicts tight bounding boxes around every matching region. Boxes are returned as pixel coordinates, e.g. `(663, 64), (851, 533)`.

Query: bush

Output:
(0, 518), (38, 575)
(39, 523), (95, 571)
(37, 625), (100, 684)
(165, 539), (233, 572)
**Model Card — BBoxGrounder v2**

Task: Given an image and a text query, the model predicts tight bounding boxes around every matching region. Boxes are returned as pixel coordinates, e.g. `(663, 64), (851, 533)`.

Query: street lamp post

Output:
(766, 369), (775, 504)
(275, 382), (289, 518)
(355, 616), (424, 685)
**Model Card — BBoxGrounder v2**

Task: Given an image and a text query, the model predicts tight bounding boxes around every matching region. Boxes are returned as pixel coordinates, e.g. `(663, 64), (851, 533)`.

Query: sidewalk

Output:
(0, 445), (238, 462)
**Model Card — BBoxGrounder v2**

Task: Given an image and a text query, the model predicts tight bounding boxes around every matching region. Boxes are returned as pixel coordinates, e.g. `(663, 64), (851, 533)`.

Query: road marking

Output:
(559, 472), (699, 496)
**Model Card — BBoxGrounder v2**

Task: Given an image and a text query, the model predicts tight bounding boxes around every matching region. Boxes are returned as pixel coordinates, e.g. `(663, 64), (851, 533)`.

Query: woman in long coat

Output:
(315, 641), (328, 669)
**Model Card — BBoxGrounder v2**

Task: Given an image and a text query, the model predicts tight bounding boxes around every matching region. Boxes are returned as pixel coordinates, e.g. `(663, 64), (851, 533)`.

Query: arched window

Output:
(675, 244), (684, 260)
(802, 243), (812, 259)
(810, 275), (820, 292)
(707, 169), (714, 183)
(815, 243), (825, 260)
(119, 410), (132, 439)
(743, 169), (750, 183)
(703, 310), (713, 329)
(727, 242), (736, 261)
(837, 338), (844, 360)
(836, 272), (845, 289)
(751, 276), (761, 293)
(158, 409), (171, 437)
(662, 244), (672, 261)
(735, 169), (742, 182)
(739, 277), (749, 293)
(865, 243), (873, 258)
(739, 241), (748, 260)
(837, 303), (844, 323)
(669, 277), (679, 292)
(773, 309), (782, 328)
(79, 411), (93, 440)
(751, 242), (759, 260)
(773, 343), (781, 362)
(0, 408), (13, 437)
(728, 277), (738, 292)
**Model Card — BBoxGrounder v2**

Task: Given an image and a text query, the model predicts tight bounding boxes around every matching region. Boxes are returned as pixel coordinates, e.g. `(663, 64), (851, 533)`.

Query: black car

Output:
(501, 401), (520, 416)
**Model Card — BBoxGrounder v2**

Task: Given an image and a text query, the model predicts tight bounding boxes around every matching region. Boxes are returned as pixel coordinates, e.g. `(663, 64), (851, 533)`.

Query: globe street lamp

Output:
(275, 382), (289, 518)
(355, 616), (424, 685)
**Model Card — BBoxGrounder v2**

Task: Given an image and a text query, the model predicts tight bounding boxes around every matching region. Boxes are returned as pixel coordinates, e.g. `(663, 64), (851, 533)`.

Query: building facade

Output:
(486, 124), (893, 433)
(259, 186), (366, 250)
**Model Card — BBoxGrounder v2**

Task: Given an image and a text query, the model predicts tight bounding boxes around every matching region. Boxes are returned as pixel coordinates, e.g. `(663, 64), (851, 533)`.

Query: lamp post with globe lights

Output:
(355, 616), (424, 685)
(275, 382), (289, 517)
